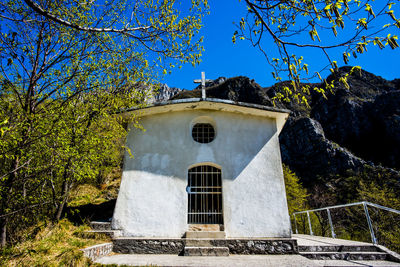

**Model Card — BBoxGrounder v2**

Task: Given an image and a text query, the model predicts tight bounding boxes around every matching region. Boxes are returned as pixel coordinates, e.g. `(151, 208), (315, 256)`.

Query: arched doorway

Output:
(187, 165), (223, 224)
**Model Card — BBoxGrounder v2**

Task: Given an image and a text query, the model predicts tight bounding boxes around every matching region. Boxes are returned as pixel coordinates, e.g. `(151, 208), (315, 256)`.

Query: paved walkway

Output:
(293, 234), (374, 246)
(95, 254), (400, 267)
(96, 254), (319, 266)
(94, 235), (400, 266)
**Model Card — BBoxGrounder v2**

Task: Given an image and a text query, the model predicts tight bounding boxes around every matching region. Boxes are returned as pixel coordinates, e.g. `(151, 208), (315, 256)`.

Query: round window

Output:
(192, 123), (215, 143)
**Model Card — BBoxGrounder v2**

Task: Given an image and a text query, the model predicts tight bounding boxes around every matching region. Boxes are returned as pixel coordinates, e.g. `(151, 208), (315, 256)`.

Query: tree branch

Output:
(0, 158), (32, 181)
(245, 0), (364, 50)
(23, 0), (151, 34)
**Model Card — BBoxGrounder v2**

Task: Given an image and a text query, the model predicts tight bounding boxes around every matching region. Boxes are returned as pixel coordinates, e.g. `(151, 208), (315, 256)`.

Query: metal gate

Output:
(187, 165), (223, 224)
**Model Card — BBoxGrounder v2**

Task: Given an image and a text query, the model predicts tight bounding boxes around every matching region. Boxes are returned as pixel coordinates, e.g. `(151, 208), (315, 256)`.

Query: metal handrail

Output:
(291, 201), (400, 244)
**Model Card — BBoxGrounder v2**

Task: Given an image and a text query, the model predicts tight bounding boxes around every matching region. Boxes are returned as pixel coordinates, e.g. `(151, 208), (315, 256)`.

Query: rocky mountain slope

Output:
(169, 67), (400, 186)
(151, 84), (182, 103)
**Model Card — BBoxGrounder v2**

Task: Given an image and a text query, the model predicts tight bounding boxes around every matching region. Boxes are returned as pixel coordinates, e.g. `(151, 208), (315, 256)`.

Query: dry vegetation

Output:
(68, 168), (122, 207)
(0, 219), (110, 267)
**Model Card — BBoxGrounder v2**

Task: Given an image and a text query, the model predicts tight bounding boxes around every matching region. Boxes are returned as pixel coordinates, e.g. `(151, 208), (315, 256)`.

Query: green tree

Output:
(283, 164), (309, 216)
(0, 0), (208, 247)
(283, 165), (312, 235)
(298, 168), (400, 249)
(235, 0), (400, 104)
(357, 181), (400, 252)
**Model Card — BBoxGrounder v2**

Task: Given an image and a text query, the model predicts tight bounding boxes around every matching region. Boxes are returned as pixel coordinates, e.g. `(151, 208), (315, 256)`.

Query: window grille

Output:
(187, 165), (223, 224)
(192, 123), (215, 143)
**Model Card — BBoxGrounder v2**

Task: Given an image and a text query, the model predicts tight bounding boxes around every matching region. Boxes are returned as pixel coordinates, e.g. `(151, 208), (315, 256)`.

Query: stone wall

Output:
(113, 238), (297, 255)
(214, 239), (297, 254)
(113, 238), (185, 254)
(81, 242), (113, 261)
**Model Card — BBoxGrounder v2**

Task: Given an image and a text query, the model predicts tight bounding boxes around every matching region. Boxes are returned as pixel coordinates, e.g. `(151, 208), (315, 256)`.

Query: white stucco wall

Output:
(112, 109), (291, 238)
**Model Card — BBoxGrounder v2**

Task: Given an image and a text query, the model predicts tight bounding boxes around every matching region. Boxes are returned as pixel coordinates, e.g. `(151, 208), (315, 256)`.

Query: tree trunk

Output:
(0, 158), (19, 247)
(54, 180), (69, 221)
(0, 218), (7, 248)
(55, 198), (66, 221)
(54, 155), (73, 221)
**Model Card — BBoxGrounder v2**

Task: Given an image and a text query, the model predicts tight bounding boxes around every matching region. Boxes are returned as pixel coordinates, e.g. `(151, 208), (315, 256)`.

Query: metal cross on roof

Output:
(193, 72), (212, 99)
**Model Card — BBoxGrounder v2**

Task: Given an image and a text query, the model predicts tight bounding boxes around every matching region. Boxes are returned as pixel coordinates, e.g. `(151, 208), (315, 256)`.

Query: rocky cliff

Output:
(170, 67), (400, 185)
(151, 83), (182, 103)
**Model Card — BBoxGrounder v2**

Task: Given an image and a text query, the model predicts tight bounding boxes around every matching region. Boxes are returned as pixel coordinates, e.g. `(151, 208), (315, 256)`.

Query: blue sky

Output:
(163, 1), (400, 90)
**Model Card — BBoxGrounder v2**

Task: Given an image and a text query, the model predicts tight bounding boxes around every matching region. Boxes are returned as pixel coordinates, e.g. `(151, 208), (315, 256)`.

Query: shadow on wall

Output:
(123, 112), (278, 182)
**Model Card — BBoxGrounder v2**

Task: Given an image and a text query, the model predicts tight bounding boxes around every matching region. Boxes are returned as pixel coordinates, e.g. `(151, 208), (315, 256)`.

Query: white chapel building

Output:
(112, 96), (291, 239)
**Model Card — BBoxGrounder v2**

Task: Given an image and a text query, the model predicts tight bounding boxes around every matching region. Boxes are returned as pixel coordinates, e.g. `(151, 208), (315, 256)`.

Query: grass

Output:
(68, 184), (108, 207)
(0, 219), (111, 267)
(69, 168), (121, 207)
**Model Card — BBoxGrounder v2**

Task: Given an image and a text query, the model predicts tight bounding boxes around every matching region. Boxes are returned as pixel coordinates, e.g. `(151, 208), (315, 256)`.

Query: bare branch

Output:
(23, 0), (151, 34)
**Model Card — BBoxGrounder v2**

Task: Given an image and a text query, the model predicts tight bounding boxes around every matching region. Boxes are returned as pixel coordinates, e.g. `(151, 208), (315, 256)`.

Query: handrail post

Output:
(363, 202), (377, 244)
(307, 211), (314, 235)
(326, 208), (336, 238)
(293, 214), (298, 234)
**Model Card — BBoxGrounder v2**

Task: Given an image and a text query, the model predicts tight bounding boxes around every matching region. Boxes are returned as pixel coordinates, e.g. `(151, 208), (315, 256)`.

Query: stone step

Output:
(184, 246), (229, 256)
(300, 251), (388, 261)
(90, 221), (111, 230)
(188, 224), (221, 231)
(299, 245), (380, 253)
(83, 230), (121, 239)
(185, 239), (213, 247)
(185, 231), (225, 239)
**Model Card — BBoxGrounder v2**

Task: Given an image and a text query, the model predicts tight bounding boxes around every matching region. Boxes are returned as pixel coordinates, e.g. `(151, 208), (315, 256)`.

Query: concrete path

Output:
(95, 235), (400, 266)
(314, 259), (400, 266)
(293, 234), (374, 246)
(95, 254), (400, 267)
(96, 254), (320, 266)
